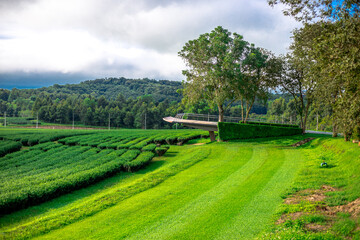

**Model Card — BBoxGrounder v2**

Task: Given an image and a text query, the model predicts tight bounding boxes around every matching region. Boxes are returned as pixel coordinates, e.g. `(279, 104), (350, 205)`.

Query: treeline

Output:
(32, 94), (179, 129)
(0, 77), (182, 118)
(267, 0), (360, 141)
(266, 97), (333, 132)
(0, 77), (270, 129)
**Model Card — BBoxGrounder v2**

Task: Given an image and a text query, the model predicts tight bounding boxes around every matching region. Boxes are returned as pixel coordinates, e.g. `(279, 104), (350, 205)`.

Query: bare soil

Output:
(279, 185), (360, 235)
(291, 137), (315, 147)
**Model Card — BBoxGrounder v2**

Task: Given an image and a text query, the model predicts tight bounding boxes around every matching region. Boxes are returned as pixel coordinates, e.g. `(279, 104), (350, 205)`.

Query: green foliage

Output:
(301, 214), (327, 224)
(155, 147), (168, 156)
(218, 122), (302, 140)
(1, 143), (211, 239)
(0, 140), (22, 157)
(0, 129), (207, 214)
(332, 217), (357, 238)
(179, 26), (273, 122)
(268, 0), (360, 22)
(141, 143), (156, 152)
(261, 136), (360, 239)
(2, 131), (359, 239)
(246, 121), (299, 128)
(123, 151), (155, 172)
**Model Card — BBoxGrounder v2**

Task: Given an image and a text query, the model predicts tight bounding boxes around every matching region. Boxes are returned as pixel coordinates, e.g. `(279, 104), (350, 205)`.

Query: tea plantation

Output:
(0, 128), (359, 239)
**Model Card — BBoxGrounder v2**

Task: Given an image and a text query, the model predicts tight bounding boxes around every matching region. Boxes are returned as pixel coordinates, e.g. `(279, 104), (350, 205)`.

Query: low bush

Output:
(0, 141), (22, 157)
(155, 147), (168, 156)
(123, 151), (155, 172)
(244, 121), (299, 128)
(142, 143), (156, 152)
(218, 122), (302, 141)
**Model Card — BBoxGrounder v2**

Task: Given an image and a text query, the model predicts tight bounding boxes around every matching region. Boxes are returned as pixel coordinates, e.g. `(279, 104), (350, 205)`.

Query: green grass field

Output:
(0, 129), (359, 239)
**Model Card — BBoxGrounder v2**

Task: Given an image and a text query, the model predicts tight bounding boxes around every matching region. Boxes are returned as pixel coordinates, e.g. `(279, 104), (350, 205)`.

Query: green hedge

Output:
(0, 141), (22, 157)
(244, 121), (299, 128)
(218, 122), (302, 141)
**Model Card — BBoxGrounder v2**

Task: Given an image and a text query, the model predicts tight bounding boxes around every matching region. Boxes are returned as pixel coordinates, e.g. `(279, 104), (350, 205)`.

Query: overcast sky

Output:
(0, 0), (301, 88)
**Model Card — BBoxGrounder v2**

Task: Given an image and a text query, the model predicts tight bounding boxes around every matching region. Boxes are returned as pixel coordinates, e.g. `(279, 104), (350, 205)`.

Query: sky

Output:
(0, 0), (301, 88)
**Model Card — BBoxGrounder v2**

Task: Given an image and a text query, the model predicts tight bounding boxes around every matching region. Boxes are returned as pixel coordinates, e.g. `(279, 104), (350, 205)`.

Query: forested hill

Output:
(36, 78), (182, 102)
(0, 78), (182, 103)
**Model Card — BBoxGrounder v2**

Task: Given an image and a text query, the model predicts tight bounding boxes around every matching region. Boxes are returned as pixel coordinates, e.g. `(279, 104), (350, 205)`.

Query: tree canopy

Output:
(179, 26), (272, 122)
(269, 0), (360, 140)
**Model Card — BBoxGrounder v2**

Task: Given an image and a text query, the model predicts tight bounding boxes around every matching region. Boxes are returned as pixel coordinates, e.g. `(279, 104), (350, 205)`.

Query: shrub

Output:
(123, 151), (155, 172)
(0, 141), (22, 157)
(155, 147), (168, 156)
(142, 143), (156, 152)
(218, 122), (302, 141)
(244, 121), (299, 128)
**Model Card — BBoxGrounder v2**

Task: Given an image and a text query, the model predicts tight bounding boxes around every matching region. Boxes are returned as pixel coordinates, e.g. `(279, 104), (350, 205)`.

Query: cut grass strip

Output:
(35, 142), (305, 240)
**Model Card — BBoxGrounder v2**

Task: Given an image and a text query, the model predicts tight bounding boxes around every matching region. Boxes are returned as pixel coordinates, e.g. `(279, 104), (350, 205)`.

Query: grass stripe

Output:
(214, 147), (305, 239)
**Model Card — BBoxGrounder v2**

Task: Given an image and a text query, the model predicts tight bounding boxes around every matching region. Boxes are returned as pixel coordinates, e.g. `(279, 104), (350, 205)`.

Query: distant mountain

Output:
(33, 77), (183, 102)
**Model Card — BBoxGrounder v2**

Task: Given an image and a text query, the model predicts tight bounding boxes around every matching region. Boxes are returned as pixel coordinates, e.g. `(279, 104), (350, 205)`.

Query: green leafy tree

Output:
(268, 0), (360, 22)
(269, 0), (360, 139)
(179, 26), (249, 122)
(237, 46), (271, 122)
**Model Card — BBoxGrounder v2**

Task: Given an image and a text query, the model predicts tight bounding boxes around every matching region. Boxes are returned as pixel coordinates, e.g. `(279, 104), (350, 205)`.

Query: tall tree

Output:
(236, 46), (271, 122)
(268, 54), (315, 134)
(268, 0), (360, 22)
(179, 26), (249, 122)
(179, 26), (273, 122)
(268, 0), (360, 139)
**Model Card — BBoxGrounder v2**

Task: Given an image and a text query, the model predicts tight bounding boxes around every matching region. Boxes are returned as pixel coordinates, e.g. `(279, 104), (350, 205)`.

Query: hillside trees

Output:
(29, 93), (179, 129)
(179, 26), (273, 122)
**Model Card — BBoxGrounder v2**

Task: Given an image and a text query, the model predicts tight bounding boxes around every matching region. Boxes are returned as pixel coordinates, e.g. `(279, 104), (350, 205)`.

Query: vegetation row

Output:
(0, 129), (207, 214)
(218, 122), (302, 141)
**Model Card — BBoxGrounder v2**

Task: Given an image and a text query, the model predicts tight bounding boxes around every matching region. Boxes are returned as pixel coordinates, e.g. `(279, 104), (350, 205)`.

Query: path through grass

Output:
(29, 139), (305, 240)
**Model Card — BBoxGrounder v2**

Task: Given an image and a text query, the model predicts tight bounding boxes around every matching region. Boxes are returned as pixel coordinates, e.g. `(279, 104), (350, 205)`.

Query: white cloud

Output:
(0, 0), (301, 85)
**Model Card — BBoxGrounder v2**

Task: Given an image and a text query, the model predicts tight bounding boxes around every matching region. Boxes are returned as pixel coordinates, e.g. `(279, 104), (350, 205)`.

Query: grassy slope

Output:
(26, 137), (306, 240)
(259, 136), (360, 239)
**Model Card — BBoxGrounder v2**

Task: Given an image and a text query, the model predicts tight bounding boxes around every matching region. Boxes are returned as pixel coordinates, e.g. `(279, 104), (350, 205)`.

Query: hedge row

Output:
(0, 141), (22, 157)
(244, 121), (299, 128)
(0, 148), (138, 214)
(2, 132), (89, 146)
(0, 129), (210, 213)
(142, 143), (157, 152)
(123, 151), (155, 172)
(218, 122), (302, 141)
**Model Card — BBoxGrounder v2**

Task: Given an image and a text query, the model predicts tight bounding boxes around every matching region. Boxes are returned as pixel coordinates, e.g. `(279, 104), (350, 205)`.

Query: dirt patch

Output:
(284, 185), (360, 220)
(334, 198), (360, 217)
(284, 185), (337, 205)
(277, 185), (360, 238)
(191, 143), (206, 146)
(291, 137), (315, 147)
(306, 223), (331, 232)
(276, 212), (305, 224)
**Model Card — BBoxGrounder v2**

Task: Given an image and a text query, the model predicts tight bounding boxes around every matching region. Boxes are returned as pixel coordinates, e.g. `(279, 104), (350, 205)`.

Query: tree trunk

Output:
(244, 97), (255, 123)
(344, 132), (351, 141)
(332, 122), (338, 138)
(302, 102), (311, 135)
(218, 104), (224, 122)
(240, 98), (244, 122)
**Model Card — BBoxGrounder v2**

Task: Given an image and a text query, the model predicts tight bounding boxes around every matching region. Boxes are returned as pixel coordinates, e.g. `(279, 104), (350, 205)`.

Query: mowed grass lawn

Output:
(21, 137), (306, 240)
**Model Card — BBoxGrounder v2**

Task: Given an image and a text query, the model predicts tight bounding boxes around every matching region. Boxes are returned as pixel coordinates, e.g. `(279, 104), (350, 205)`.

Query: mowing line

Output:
(125, 145), (265, 240)
(214, 148), (305, 239)
(164, 146), (285, 239)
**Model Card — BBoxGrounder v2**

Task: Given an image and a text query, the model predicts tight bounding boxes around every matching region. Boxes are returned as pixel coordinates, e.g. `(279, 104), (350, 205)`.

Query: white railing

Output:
(174, 113), (264, 123)
(174, 113), (299, 126)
